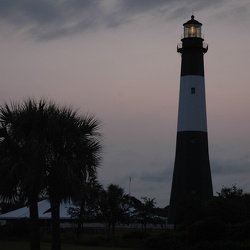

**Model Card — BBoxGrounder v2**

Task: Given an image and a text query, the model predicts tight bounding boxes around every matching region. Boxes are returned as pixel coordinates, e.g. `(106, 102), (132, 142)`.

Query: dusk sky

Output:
(0, 0), (250, 207)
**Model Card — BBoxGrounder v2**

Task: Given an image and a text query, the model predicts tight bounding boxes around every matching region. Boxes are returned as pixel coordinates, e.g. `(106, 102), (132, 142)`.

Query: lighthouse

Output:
(169, 16), (213, 223)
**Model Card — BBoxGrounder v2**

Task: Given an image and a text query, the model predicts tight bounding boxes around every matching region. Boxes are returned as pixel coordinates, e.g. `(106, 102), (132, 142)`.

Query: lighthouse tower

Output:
(169, 16), (213, 223)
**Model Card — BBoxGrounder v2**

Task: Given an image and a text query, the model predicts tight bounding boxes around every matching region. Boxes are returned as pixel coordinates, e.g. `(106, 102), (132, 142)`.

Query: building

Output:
(169, 16), (213, 224)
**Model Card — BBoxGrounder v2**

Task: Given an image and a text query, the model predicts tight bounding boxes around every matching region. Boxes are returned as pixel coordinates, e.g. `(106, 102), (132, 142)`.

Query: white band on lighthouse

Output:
(177, 75), (208, 132)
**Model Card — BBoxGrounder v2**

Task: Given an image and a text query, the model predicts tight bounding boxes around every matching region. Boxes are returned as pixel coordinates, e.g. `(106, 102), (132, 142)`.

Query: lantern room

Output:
(183, 15), (203, 38)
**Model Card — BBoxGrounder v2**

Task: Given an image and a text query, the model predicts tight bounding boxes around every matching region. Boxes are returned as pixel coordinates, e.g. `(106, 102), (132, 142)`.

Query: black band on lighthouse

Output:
(179, 38), (206, 76)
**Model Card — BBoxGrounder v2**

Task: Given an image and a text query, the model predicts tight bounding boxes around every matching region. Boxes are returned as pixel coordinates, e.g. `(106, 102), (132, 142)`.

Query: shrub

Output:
(0, 219), (29, 239)
(122, 230), (151, 240)
(81, 235), (112, 246)
(187, 217), (225, 243)
(227, 221), (250, 241)
(145, 230), (185, 250)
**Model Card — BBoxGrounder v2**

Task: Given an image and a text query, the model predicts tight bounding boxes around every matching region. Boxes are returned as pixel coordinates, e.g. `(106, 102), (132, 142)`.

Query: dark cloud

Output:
(0, 0), (238, 40)
(119, 0), (169, 13)
(120, 0), (226, 12)
(119, 0), (228, 21)
(211, 156), (250, 176)
(140, 166), (173, 183)
(134, 154), (250, 188)
(0, 1), (60, 24)
(0, 0), (101, 40)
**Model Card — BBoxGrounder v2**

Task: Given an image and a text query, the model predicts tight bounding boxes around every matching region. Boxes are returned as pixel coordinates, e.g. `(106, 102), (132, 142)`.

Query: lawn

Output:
(0, 241), (137, 250)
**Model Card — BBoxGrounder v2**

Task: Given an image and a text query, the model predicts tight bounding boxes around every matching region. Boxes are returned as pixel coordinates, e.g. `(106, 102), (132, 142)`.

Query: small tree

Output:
(137, 197), (156, 229)
(100, 184), (129, 234)
(68, 173), (103, 239)
(217, 184), (243, 198)
(208, 184), (249, 224)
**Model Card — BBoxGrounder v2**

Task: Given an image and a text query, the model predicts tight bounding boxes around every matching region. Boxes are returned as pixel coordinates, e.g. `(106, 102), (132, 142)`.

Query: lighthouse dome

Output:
(183, 15), (202, 26)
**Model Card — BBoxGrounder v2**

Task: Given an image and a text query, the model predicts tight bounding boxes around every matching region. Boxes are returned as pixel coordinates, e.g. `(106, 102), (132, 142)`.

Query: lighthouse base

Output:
(168, 131), (213, 224)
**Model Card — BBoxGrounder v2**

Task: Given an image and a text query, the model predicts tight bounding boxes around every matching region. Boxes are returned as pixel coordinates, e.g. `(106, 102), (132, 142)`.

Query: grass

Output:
(0, 241), (137, 250)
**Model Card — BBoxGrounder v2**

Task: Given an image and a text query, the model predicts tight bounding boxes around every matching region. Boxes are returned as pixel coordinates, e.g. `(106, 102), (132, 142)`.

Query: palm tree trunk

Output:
(76, 200), (85, 239)
(50, 200), (61, 250)
(111, 221), (115, 234)
(29, 196), (40, 250)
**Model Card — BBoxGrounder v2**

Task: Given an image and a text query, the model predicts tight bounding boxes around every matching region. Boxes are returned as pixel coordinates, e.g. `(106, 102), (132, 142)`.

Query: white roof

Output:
(0, 200), (73, 219)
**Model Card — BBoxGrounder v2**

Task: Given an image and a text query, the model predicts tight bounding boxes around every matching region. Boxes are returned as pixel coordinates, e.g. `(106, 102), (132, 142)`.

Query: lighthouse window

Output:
(190, 138), (196, 144)
(191, 189), (197, 195)
(191, 87), (196, 94)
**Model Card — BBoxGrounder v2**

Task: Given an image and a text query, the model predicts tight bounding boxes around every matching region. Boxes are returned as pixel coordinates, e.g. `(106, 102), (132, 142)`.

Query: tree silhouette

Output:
(44, 105), (102, 250)
(0, 99), (51, 250)
(0, 98), (102, 250)
(208, 184), (250, 224)
(100, 184), (129, 234)
(68, 173), (104, 238)
(137, 197), (156, 229)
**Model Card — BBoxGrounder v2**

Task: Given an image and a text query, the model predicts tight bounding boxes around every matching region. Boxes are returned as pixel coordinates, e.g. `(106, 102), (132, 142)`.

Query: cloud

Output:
(0, 0), (233, 40)
(211, 152), (250, 176)
(118, 0), (169, 13)
(140, 168), (172, 183)
(0, 0), (102, 40)
(119, 0), (227, 14)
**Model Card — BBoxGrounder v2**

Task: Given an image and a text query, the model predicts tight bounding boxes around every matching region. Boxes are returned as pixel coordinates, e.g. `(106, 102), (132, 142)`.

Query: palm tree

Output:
(68, 173), (104, 239)
(0, 99), (102, 250)
(0, 99), (51, 250)
(138, 197), (156, 229)
(104, 184), (128, 234)
(44, 106), (102, 250)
